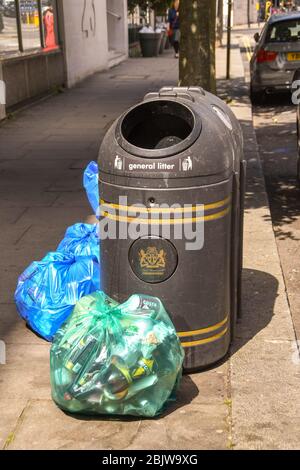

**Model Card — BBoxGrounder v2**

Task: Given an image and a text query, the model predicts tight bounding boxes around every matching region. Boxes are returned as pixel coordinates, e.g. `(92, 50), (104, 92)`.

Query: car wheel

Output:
(250, 85), (265, 105)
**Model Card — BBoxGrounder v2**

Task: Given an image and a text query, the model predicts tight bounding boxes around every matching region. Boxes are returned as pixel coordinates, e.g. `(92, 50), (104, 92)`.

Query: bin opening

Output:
(121, 101), (194, 150)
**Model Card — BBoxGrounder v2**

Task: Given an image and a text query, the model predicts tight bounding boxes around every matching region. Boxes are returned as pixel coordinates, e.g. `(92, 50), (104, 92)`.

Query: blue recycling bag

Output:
(15, 252), (100, 341)
(57, 223), (100, 262)
(83, 161), (99, 215)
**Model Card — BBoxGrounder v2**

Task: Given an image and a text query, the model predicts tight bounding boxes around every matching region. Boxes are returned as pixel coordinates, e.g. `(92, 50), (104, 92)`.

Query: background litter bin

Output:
(139, 32), (162, 57)
(98, 86), (245, 370)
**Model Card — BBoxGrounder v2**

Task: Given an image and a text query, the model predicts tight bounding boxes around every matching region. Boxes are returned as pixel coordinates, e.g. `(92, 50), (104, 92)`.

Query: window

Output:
(266, 20), (300, 43)
(0, 0), (19, 53)
(20, 0), (40, 50)
(0, 0), (59, 55)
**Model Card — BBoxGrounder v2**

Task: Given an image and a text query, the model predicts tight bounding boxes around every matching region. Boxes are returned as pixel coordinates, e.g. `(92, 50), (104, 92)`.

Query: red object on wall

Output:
(43, 10), (57, 50)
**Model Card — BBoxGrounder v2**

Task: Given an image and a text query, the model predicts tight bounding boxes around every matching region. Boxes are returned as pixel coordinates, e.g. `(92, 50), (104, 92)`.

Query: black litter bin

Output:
(139, 32), (162, 57)
(98, 86), (245, 370)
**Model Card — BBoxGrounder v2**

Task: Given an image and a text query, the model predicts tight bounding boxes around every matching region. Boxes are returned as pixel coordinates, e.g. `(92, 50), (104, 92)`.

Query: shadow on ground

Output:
(253, 93), (300, 240)
(232, 268), (278, 351)
(218, 77), (250, 104)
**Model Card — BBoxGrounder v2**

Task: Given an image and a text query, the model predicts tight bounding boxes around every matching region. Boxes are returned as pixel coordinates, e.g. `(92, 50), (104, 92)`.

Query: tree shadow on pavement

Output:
(252, 96), (300, 241)
(218, 77), (250, 104)
(265, 176), (300, 241)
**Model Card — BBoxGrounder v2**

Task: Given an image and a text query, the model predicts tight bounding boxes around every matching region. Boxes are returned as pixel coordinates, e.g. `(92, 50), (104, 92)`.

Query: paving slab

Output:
(6, 367), (229, 450)
(0, 343), (50, 401)
(0, 399), (28, 449)
(0, 244), (58, 268)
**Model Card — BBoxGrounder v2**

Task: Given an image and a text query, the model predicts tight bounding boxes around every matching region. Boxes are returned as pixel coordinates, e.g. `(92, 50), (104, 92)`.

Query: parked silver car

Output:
(250, 12), (300, 104)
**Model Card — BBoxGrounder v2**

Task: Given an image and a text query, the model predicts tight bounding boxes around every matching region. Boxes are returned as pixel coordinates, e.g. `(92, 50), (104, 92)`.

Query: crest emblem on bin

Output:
(139, 247), (166, 275)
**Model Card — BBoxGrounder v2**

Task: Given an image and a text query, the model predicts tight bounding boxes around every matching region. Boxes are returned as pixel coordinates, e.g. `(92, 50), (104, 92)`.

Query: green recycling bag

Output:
(50, 292), (184, 417)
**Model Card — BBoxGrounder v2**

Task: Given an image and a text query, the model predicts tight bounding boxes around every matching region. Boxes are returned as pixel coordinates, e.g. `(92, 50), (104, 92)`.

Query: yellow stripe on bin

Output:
(100, 206), (231, 225)
(177, 315), (229, 338)
(100, 196), (231, 214)
(181, 327), (228, 348)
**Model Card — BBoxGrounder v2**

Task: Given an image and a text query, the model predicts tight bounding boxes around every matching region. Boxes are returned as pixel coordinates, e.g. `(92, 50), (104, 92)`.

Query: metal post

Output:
(226, 0), (232, 80)
(37, 0), (45, 49)
(247, 0), (251, 28)
(15, 0), (24, 53)
(53, 0), (60, 46)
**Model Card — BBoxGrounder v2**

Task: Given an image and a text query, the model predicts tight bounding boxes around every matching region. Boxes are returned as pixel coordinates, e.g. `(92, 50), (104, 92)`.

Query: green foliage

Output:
(151, 0), (172, 15)
(129, 0), (172, 15)
(128, 0), (139, 14)
(139, 0), (150, 10)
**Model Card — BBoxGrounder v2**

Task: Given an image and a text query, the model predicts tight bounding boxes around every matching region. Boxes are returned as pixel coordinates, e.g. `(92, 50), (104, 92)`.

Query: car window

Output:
(266, 20), (300, 42)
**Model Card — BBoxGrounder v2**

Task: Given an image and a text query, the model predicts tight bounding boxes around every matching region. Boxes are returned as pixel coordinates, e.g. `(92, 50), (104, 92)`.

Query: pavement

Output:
(0, 33), (300, 450)
(253, 99), (300, 342)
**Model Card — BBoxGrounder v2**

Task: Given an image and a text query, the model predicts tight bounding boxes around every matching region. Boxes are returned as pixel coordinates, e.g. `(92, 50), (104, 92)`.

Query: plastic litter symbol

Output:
(182, 157), (193, 172)
(114, 156), (123, 171)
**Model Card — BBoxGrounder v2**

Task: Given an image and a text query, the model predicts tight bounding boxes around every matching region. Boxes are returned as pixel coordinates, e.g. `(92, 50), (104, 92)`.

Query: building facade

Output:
(0, 0), (128, 118)
(232, 0), (258, 26)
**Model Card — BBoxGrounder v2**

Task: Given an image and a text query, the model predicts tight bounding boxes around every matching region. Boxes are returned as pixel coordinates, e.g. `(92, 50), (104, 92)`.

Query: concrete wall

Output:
(107, 0), (128, 53)
(2, 50), (65, 108)
(60, 0), (128, 87)
(233, 0), (257, 25)
(0, 0), (128, 117)
(60, 0), (108, 87)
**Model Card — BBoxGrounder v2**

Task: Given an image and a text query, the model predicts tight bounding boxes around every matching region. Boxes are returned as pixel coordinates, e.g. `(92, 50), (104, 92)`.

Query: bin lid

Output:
(116, 99), (202, 159)
(98, 89), (241, 181)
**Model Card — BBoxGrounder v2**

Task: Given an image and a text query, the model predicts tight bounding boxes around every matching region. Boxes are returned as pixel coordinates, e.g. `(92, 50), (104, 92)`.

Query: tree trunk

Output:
(216, 0), (223, 46)
(179, 0), (216, 94)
